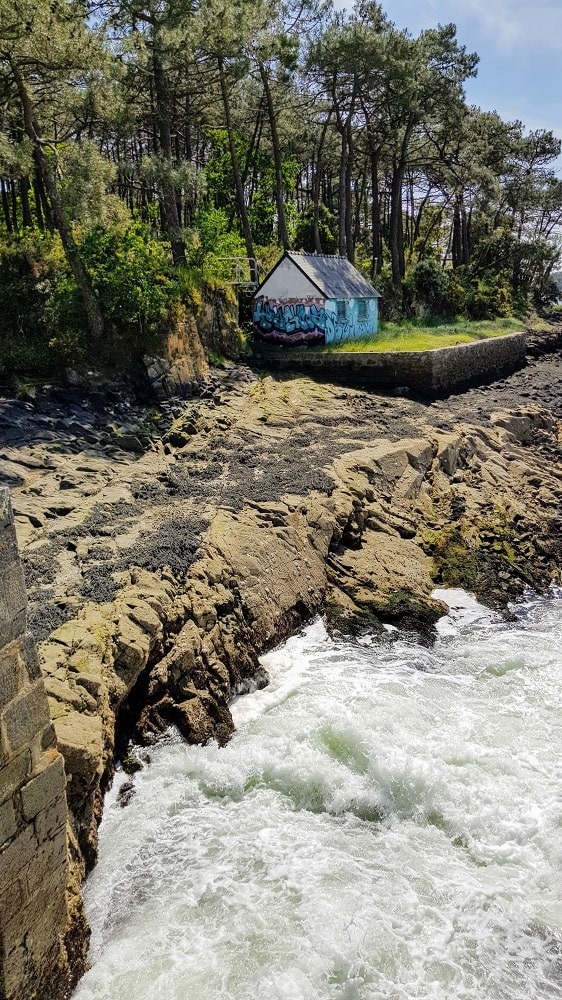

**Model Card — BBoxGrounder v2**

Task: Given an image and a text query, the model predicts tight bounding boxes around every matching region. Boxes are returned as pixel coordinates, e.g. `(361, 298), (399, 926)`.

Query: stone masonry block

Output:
(0, 525), (19, 567)
(11, 608), (27, 643)
(0, 749), (31, 805)
(21, 753), (65, 822)
(0, 824), (36, 890)
(1, 561), (27, 625)
(0, 796), (17, 845)
(21, 633), (41, 682)
(0, 487), (12, 530)
(1, 867), (67, 1000)
(0, 618), (12, 648)
(25, 828), (67, 899)
(0, 641), (24, 712)
(1, 682), (51, 758)
(33, 794), (67, 844)
(0, 869), (27, 927)
(40, 723), (58, 753)
(1, 941), (28, 1000)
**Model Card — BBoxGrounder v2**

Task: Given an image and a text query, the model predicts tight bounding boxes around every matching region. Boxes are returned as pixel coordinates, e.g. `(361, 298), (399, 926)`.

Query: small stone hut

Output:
(252, 251), (380, 347)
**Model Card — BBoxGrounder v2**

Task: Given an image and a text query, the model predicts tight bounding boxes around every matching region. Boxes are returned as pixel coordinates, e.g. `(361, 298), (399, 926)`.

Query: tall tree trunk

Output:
(370, 150), (381, 279)
(218, 57), (257, 284)
(152, 47), (186, 266)
(461, 205), (470, 269)
(32, 176), (45, 229)
(259, 63), (289, 249)
(344, 124), (354, 263)
(312, 115), (331, 253)
(33, 154), (52, 230)
(389, 162), (405, 286)
(20, 177), (32, 227)
(452, 201), (461, 268)
(10, 178), (19, 232)
(10, 57), (104, 342)
(353, 166), (366, 246)
(1, 181), (13, 233)
(232, 100), (263, 232)
(338, 129), (347, 257)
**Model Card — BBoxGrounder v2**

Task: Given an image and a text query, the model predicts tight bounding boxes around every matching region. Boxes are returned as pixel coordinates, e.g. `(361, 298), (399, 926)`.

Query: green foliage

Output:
(0, 230), (80, 375)
(0, 222), (206, 376)
(410, 258), (452, 317)
(80, 223), (173, 336)
(254, 243), (283, 278)
(249, 188), (276, 246)
(58, 140), (129, 229)
(408, 259), (468, 319)
(466, 272), (513, 319)
(204, 130), (247, 215)
(186, 205), (247, 280)
(293, 205), (338, 254)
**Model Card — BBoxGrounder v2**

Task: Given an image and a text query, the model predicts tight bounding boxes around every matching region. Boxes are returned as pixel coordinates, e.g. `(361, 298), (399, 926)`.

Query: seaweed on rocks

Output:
(21, 541), (60, 588)
(130, 478), (167, 503)
(78, 566), (119, 603)
(119, 514), (207, 577)
(27, 598), (75, 642)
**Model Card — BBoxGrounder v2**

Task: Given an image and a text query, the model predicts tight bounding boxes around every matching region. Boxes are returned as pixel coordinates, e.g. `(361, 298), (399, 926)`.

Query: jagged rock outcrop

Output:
(2, 355), (562, 995)
(16, 385), (562, 871)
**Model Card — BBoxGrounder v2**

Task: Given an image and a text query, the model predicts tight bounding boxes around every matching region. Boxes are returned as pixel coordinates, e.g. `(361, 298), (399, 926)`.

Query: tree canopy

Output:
(1, 0), (561, 358)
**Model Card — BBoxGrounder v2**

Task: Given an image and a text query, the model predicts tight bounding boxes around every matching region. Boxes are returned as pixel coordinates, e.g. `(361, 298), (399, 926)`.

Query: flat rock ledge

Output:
(3, 360), (562, 997)
(35, 397), (562, 871)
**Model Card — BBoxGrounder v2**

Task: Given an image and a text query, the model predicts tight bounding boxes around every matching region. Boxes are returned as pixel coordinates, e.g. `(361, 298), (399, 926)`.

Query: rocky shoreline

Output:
(2, 344), (562, 993)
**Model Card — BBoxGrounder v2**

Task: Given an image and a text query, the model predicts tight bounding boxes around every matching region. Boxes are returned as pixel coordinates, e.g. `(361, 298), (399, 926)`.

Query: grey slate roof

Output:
(287, 252), (380, 299)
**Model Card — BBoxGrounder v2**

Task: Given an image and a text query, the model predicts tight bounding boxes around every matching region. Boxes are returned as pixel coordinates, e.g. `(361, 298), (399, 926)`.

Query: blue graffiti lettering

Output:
(253, 297), (377, 346)
(253, 299), (329, 345)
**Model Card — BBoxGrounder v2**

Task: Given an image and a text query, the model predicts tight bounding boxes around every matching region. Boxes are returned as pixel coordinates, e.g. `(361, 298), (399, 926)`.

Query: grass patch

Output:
(319, 316), (524, 353)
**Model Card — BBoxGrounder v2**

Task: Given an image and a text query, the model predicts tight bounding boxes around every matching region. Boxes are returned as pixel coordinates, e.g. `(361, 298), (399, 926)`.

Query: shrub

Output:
(411, 258), (454, 317)
(0, 230), (82, 376)
(185, 205), (247, 282)
(466, 272), (513, 319)
(79, 223), (173, 337)
(0, 222), (206, 376)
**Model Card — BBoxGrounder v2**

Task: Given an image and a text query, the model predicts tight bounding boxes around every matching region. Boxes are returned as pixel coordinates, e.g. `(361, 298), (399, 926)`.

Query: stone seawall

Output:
(0, 488), (77, 1000)
(255, 332), (526, 396)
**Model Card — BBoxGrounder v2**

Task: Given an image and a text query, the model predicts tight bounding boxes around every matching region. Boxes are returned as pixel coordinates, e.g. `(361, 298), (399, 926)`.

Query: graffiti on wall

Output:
(253, 298), (329, 345)
(253, 296), (377, 346)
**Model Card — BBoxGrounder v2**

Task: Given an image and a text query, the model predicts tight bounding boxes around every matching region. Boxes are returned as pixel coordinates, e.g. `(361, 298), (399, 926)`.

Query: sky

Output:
(339, 0), (562, 175)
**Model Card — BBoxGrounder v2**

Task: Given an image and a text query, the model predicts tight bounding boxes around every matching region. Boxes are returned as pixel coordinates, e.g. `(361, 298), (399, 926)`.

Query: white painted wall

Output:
(257, 257), (319, 299)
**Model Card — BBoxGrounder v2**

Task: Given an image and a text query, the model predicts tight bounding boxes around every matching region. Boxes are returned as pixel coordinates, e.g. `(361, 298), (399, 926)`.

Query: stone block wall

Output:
(255, 332), (526, 397)
(0, 488), (71, 1000)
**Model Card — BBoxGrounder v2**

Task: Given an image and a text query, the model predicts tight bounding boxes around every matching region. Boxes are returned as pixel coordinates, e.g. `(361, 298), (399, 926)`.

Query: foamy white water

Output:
(73, 591), (562, 1000)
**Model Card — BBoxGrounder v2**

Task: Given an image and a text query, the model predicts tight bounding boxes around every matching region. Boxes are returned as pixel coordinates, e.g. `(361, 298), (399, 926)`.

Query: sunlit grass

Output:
(321, 316), (524, 353)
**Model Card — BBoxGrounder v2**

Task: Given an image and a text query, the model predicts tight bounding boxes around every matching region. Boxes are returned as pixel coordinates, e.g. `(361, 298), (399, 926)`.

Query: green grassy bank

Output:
(321, 317), (524, 353)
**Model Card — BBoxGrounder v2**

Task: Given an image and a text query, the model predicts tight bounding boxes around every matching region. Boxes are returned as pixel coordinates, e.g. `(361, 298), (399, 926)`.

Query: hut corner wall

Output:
(324, 298), (378, 345)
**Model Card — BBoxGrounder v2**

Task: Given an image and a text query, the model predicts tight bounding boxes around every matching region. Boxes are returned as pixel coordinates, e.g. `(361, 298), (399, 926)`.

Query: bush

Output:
(185, 206), (248, 282)
(466, 272), (513, 319)
(0, 222), (207, 376)
(411, 258), (456, 317)
(80, 223), (174, 337)
(0, 230), (82, 376)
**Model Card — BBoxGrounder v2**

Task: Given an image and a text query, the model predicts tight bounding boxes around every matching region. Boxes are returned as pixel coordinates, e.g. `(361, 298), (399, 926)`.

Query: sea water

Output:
(73, 589), (562, 1000)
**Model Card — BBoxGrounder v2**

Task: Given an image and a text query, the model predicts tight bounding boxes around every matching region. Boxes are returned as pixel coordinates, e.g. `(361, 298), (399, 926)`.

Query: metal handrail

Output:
(213, 257), (262, 286)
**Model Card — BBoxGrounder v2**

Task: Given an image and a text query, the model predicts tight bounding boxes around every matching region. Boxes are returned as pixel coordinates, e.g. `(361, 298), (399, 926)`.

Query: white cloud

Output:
(460, 0), (562, 53)
(375, 1), (562, 54)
